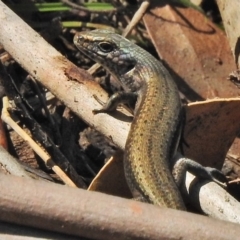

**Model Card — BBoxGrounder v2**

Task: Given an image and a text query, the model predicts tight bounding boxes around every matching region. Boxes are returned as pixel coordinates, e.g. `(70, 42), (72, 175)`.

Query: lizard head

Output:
(73, 30), (137, 78)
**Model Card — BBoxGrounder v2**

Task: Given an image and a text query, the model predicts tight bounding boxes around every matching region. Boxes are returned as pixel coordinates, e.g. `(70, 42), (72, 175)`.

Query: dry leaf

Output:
(143, 0), (238, 99)
(88, 150), (132, 198)
(183, 98), (240, 168)
(217, 0), (240, 67)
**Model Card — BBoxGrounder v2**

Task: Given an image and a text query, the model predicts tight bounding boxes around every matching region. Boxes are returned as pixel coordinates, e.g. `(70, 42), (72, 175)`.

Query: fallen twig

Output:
(0, 173), (239, 240)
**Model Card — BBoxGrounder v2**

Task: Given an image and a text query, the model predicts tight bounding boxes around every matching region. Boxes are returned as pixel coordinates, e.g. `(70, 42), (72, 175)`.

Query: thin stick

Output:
(1, 97), (77, 187)
(122, 1), (150, 37)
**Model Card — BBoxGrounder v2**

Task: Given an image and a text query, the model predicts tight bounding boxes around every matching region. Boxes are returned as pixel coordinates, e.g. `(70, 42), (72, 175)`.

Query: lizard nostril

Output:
(78, 35), (84, 40)
(73, 34), (84, 45)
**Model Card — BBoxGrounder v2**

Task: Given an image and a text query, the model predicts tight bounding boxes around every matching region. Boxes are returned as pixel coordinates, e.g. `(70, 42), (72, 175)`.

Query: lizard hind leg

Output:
(172, 153), (227, 188)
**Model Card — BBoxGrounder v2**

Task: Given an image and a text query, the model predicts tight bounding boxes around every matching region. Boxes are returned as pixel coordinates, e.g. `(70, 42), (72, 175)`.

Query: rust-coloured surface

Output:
(143, 1), (238, 100)
(65, 61), (94, 83)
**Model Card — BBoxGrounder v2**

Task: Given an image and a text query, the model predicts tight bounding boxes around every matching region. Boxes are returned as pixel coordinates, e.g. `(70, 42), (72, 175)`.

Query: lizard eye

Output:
(98, 42), (114, 53)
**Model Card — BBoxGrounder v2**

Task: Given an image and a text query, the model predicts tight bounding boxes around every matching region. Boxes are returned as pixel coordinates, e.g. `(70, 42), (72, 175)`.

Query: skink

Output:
(74, 29), (185, 210)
